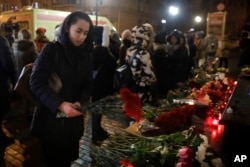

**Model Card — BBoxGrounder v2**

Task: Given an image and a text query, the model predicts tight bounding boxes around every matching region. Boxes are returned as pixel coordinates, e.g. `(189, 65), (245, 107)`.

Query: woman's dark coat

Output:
(30, 41), (93, 145)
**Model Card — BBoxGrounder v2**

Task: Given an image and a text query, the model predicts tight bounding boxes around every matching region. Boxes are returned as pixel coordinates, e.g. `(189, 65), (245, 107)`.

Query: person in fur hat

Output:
(34, 27), (50, 53)
(126, 23), (157, 103)
(92, 25), (117, 144)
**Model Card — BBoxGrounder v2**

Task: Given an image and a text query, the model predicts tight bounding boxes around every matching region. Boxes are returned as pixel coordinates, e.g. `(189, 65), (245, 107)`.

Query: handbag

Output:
(14, 42), (62, 105)
(114, 53), (136, 91)
(14, 63), (37, 105)
(114, 64), (132, 89)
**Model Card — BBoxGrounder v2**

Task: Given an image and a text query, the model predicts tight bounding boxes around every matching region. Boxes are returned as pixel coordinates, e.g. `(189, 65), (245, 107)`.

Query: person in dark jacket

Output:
(30, 11), (94, 167)
(152, 32), (170, 99)
(91, 25), (117, 144)
(12, 28), (38, 118)
(109, 30), (121, 61)
(187, 34), (196, 71)
(118, 29), (132, 66)
(166, 30), (189, 86)
(12, 28), (38, 76)
(239, 30), (250, 52)
(0, 34), (18, 146)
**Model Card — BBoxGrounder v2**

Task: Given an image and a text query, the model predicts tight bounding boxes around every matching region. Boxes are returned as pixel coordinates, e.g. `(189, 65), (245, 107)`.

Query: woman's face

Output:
(170, 36), (177, 44)
(68, 19), (90, 46)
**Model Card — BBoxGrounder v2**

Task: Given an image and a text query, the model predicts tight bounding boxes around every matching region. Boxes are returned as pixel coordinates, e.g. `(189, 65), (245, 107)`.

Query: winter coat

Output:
(0, 35), (17, 90)
(12, 40), (38, 76)
(152, 45), (171, 97)
(92, 46), (117, 101)
(126, 23), (156, 102)
(30, 41), (93, 145)
(119, 39), (131, 66)
(167, 43), (189, 83)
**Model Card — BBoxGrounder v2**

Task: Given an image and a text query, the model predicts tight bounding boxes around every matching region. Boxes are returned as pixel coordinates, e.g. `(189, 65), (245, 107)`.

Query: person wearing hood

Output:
(12, 28), (38, 76)
(166, 30), (189, 87)
(126, 23), (157, 103)
(30, 11), (94, 166)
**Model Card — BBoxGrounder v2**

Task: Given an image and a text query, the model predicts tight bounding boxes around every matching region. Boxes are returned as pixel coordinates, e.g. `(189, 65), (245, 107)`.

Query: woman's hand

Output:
(58, 102), (83, 118)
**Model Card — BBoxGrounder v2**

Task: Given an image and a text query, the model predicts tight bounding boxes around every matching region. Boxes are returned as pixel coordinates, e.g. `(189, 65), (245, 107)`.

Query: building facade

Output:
(0, 0), (249, 38)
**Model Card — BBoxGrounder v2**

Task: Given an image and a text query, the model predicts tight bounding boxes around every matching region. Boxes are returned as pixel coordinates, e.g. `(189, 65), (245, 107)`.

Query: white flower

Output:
(195, 144), (206, 162)
(160, 146), (168, 155)
(199, 134), (209, 147)
(195, 134), (209, 163)
(200, 162), (209, 167)
(211, 158), (224, 167)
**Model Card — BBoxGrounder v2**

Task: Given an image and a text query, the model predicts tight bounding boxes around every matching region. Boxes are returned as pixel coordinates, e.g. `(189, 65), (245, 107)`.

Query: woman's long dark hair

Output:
(60, 11), (94, 52)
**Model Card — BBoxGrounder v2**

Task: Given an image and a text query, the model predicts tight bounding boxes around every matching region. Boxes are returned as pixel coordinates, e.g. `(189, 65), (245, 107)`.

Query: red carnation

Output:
(119, 88), (142, 122)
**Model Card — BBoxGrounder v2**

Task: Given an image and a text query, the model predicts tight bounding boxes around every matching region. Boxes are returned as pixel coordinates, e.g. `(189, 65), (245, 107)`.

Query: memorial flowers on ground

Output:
(80, 69), (236, 166)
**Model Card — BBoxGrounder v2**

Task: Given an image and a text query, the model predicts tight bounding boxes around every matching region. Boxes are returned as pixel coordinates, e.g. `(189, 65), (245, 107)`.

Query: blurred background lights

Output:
(195, 16), (202, 23)
(169, 6), (179, 16)
(161, 19), (167, 24)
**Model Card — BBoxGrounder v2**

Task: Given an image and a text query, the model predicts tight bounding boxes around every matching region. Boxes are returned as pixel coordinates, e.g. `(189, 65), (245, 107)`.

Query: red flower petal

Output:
(120, 88), (142, 122)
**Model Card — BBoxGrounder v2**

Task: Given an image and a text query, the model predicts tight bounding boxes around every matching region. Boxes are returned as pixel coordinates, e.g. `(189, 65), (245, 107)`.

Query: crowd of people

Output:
(0, 10), (248, 166)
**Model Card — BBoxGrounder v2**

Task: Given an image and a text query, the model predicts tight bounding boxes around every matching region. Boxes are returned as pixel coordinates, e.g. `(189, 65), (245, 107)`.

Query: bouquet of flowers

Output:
(91, 126), (223, 167)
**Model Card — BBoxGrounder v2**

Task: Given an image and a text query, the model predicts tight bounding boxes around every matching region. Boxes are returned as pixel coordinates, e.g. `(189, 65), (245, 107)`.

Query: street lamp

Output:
(195, 16), (202, 24)
(168, 5), (179, 31)
(194, 16), (202, 30)
(169, 6), (179, 16)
